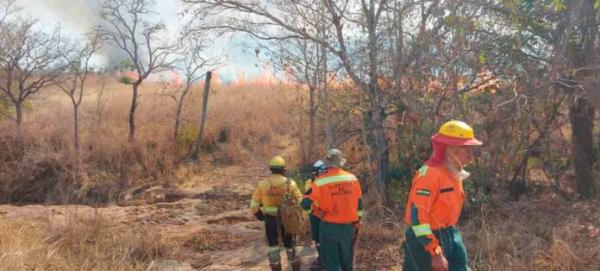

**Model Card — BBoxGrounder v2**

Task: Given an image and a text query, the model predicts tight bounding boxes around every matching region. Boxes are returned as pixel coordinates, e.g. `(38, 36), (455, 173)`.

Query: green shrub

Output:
(385, 164), (418, 206)
(0, 100), (33, 119)
(176, 125), (199, 150)
(386, 177), (410, 207)
(286, 169), (310, 193)
(118, 76), (134, 85)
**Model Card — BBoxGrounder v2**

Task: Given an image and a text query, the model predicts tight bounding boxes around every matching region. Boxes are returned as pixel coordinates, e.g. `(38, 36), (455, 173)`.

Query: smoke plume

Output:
(42, 0), (128, 69)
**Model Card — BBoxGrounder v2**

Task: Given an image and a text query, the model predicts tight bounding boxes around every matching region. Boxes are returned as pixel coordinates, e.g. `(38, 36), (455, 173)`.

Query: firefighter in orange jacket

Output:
(301, 149), (363, 271)
(304, 160), (327, 271)
(403, 120), (483, 271)
(250, 155), (303, 271)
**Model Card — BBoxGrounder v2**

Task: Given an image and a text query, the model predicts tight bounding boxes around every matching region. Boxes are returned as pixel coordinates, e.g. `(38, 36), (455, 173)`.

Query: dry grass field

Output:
(0, 76), (598, 270)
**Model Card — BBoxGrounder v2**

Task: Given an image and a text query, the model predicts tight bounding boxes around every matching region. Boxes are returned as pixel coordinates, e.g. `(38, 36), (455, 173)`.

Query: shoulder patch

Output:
(416, 188), (431, 196)
(418, 166), (429, 177)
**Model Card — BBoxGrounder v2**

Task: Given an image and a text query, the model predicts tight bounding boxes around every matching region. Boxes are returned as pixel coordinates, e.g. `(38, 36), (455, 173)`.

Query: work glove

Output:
(304, 187), (312, 196)
(254, 210), (265, 221)
(431, 253), (449, 271)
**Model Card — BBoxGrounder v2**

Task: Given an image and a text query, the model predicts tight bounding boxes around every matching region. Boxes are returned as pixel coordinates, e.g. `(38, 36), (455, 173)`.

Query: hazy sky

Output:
(19, 0), (264, 81)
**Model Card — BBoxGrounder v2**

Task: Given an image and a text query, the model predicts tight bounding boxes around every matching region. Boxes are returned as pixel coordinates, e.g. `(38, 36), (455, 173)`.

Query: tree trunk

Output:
(392, 0), (404, 84)
(174, 84), (191, 139)
(15, 102), (23, 128)
(129, 83), (140, 143)
(299, 87), (307, 165)
(191, 71), (212, 161)
(174, 104), (183, 139)
(317, 9), (334, 149)
(73, 104), (80, 152)
(320, 44), (334, 149)
(366, 2), (390, 190)
(308, 84), (316, 161)
(369, 90), (390, 191)
(565, 0), (598, 199)
(570, 97), (596, 199)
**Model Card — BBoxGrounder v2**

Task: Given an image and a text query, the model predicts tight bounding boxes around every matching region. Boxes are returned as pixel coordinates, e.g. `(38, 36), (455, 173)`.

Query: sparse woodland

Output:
(0, 0), (599, 270)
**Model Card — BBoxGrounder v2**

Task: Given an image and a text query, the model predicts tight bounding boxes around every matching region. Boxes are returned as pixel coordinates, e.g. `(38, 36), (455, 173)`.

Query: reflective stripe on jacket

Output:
(403, 164), (466, 255)
(307, 168), (362, 224)
(250, 174), (303, 216)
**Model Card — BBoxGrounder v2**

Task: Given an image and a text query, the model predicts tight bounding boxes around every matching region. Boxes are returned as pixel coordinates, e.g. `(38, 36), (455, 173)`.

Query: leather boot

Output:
(269, 263), (282, 271)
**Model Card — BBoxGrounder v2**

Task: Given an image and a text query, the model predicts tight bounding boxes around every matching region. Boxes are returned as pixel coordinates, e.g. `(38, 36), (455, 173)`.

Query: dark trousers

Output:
(319, 221), (355, 271)
(403, 226), (470, 271)
(310, 213), (323, 259)
(265, 215), (294, 248)
(310, 213), (321, 242)
(264, 215), (295, 265)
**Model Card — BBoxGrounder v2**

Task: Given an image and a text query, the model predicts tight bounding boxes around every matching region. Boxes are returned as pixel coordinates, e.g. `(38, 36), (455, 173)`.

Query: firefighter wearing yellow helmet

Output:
(250, 155), (303, 271)
(403, 120), (483, 271)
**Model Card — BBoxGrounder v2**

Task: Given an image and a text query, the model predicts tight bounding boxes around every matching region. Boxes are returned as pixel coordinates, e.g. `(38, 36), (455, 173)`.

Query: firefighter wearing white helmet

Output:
(250, 155), (303, 271)
(303, 160), (327, 270)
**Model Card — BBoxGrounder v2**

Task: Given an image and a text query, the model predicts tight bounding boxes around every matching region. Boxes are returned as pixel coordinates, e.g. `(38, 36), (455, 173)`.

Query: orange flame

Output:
(228, 71), (280, 88)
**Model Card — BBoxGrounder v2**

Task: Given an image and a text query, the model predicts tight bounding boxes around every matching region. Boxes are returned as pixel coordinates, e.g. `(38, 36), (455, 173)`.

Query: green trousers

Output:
(310, 214), (322, 256)
(403, 226), (470, 271)
(319, 221), (355, 271)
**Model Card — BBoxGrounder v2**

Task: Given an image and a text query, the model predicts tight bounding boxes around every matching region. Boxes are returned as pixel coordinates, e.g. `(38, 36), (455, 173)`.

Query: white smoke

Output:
(39, 0), (100, 32)
(24, 0), (129, 69)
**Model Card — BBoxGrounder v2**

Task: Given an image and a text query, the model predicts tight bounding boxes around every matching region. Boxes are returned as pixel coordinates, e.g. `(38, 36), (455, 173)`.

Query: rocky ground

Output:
(0, 164), (320, 271)
(1, 163), (598, 271)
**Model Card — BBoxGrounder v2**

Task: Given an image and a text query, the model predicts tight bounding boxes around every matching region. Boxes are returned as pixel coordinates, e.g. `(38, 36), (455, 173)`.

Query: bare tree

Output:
(185, 0), (391, 188)
(99, 0), (177, 142)
(319, 35), (334, 150)
(56, 31), (102, 152)
(264, 30), (327, 163)
(280, 40), (323, 163)
(0, 0), (17, 25)
(172, 38), (213, 139)
(0, 0), (17, 117)
(474, 0), (600, 199)
(0, 16), (69, 128)
(562, 0), (599, 199)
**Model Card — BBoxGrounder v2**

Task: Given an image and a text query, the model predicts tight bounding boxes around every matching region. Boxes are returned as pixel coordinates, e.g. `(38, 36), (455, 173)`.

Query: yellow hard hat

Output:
(268, 155), (287, 169)
(432, 120), (483, 146)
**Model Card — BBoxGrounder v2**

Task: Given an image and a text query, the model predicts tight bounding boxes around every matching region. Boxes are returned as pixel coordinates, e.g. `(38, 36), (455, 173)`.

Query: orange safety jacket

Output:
(404, 164), (466, 255)
(305, 168), (363, 224)
(303, 179), (323, 218)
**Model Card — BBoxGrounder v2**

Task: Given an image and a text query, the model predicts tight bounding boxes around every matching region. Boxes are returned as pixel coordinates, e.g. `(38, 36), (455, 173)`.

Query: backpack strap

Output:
(277, 177), (292, 238)
(284, 177), (292, 201)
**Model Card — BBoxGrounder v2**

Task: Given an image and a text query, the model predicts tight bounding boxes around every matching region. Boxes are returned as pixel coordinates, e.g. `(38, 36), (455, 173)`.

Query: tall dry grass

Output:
(0, 213), (167, 271)
(462, 199), (599, 271)
(354, 195), (599, 270)
(3, 74), (597, 271)
(0, 75), (302, 204)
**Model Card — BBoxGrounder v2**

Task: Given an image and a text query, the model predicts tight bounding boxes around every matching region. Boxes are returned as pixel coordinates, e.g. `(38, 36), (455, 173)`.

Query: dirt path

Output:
(5, 163), (596, 270)
(0, 164), (318, 271)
